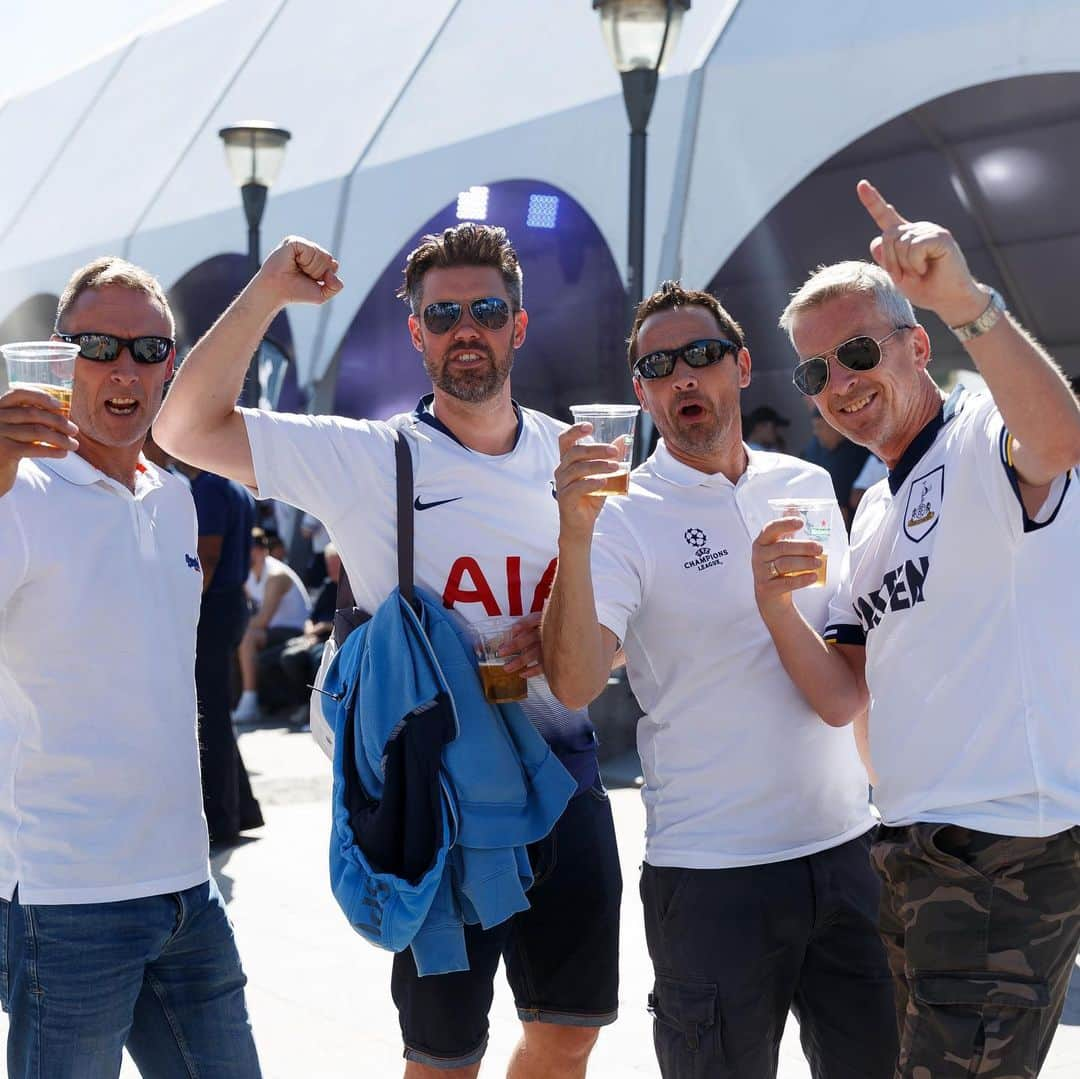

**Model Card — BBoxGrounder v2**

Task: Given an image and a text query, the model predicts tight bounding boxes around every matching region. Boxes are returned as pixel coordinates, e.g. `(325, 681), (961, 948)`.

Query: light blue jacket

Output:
(322, 585), (576, 975)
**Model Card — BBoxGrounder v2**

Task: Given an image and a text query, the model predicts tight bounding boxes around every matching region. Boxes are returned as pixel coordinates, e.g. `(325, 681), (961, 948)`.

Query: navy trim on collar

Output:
(888, 403), (946, 495)
(413, 394), (524, 451)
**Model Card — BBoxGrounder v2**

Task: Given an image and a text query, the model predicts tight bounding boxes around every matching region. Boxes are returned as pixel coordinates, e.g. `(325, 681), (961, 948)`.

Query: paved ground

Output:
(3, 725), (1078, 1076)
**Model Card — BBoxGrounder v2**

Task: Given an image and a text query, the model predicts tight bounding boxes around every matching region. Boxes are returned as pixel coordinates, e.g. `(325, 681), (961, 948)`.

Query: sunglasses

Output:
(792, 326), (912, 396)
(634, 338), (739, 380)
(56, 332), (174, 365)
(421, 297), (512, 335)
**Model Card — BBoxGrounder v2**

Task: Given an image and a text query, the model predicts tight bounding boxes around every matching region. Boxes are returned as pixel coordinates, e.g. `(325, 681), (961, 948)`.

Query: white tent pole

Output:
(0, 42), (135, 248)
(122, 0), (291, 259)
(306, 0), (464, 400)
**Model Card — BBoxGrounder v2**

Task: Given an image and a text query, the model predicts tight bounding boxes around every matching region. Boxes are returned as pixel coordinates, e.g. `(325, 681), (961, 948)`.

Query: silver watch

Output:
(949, 287), (1005, 342)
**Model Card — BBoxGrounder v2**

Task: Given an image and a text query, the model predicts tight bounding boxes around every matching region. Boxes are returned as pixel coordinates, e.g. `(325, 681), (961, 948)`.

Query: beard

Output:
(424, 342), (514, 404)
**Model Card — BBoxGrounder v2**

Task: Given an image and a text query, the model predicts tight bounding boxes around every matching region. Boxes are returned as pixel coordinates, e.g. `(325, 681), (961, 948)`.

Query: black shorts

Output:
(390, 781), (622, 1070)
(641, 831), (897, 1079)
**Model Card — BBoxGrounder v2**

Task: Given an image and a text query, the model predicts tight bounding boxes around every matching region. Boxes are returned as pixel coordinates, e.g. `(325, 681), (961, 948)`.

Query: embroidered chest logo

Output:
(185, 553), (201, 571)
(682, 527), (728, 572)
(904, 466), (944, 542)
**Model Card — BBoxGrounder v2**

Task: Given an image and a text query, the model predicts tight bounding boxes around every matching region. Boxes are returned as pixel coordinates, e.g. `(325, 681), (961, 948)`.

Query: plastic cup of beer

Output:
(471, 615), (528, 704)
(766, 497), (833, 587)
(0, 341), (79, 416)
(568, 404), (639, 497)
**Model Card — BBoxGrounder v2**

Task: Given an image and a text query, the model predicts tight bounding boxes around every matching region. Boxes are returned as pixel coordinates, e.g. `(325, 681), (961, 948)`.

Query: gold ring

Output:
(768, 560), (780, 579)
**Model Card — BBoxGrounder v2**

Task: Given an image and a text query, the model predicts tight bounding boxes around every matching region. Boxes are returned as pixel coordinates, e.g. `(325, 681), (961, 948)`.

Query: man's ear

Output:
(407, 314), (424, 354)
(633, 375), (649, 413)
(512, 308), (528, 349)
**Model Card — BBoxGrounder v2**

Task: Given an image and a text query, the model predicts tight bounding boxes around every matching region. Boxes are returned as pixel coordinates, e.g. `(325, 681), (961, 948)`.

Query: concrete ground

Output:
(3, 725), (1078, 1076)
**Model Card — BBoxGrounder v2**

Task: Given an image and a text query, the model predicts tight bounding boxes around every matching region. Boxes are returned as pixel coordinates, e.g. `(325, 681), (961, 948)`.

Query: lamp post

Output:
(594, 0), (689, 321)
(218, 121), (291, 407)
(594, 0), (689, 457)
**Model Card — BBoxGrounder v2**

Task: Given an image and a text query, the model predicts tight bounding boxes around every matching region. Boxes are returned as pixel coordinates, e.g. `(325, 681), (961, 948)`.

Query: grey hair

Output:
(779, 261), (915, 342)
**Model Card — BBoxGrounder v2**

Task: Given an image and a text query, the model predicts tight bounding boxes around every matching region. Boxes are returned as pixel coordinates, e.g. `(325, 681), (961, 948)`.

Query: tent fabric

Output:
(0, 0), (1077, 388)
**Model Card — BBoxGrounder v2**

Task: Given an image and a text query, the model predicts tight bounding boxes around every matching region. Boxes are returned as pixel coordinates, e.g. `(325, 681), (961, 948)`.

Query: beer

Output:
(782, 553), (828, 588)
(25, 382), (72, 418)
(587, 466), (630, 498)
(478, 661), (527, 703)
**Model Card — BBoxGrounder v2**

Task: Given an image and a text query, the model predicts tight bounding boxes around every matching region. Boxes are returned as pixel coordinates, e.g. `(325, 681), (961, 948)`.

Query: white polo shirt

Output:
(591, 442), (874, 869)
(824, 388), (1079, 836)
(0, 455), (209, 904)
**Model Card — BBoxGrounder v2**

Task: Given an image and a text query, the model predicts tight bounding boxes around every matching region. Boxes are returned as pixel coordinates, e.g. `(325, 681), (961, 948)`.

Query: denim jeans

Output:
(0, 878), (261, 1078)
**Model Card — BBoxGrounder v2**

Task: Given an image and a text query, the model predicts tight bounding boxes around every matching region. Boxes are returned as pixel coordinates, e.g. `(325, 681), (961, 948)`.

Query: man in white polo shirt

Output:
(155, 225), (621, 1078)
(0, 259), (260, 1077)
(543, 281), (895, 1078)
(755, 181), (1080, 1076)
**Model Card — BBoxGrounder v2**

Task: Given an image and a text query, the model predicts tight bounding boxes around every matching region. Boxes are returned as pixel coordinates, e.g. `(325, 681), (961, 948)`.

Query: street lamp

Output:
(218, 121), (291, 406)
(594, 0), (689, 319)
(594, 0), (689, 456)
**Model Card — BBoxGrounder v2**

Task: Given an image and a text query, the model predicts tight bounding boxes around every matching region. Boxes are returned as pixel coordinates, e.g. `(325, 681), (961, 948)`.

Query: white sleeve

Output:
(240, 408), (397, 530)
(590, 505), (647, 645)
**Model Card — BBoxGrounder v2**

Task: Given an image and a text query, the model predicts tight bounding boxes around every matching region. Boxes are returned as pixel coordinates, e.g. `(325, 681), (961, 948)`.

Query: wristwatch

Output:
(949, 286), (1005, 342)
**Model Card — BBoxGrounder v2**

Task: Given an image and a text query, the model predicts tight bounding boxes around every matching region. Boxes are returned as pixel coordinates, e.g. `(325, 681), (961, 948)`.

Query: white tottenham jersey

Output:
(825, 388), (1079, 836)
(243, 399), (597, 788)
(591, 442), (874, 869)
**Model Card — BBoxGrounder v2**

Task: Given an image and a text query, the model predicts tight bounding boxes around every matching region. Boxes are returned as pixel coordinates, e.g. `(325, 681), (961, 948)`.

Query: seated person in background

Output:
(276, 544), (343, 720)
(233, 527), (311, 723)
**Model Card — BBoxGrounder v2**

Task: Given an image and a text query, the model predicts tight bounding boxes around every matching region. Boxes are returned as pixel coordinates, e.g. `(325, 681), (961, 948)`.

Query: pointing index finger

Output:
(857, 179), (907, 231)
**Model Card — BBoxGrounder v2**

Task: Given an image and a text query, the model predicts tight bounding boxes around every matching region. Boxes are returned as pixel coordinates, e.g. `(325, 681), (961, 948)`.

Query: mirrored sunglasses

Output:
(421, 297), (511, 335)
(57, 332), (174, 365)
(634, 338), (739, 380)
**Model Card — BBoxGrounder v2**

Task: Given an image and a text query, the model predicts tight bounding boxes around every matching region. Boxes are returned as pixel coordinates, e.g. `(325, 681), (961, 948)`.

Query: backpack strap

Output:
(394, 430), (415, 607)
(332, 429), (414, 645)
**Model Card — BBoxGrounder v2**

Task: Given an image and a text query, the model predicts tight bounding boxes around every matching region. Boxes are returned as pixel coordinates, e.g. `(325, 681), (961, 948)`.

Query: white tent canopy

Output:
(1, 0), (1077, 389)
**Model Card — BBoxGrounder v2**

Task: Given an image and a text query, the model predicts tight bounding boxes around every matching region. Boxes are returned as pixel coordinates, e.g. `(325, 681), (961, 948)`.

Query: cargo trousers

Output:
(872, 823), (1080, 1078)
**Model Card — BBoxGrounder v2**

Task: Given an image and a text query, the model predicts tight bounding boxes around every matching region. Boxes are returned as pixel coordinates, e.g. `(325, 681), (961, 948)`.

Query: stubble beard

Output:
(659, 401), (730, 457)
(425, 345), (514, 404)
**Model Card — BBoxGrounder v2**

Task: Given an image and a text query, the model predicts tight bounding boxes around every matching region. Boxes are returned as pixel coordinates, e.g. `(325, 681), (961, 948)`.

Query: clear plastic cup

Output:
(470, 615), (528, 703)
(0, 341), (79, 415)
(766, 497), (833, 587)
(568, 404), (639, 497)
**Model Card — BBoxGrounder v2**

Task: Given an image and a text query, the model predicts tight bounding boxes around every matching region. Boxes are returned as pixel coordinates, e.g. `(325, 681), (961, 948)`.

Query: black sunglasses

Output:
(634, 338), (739, 380)
(56, 332), (174, 365)
(421, 297), (512, 335)
(792, 326), (912, 396)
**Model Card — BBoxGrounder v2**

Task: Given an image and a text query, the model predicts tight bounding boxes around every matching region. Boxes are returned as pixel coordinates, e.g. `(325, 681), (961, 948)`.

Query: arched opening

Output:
(168, 255), (303, 412)
(330, 180), (627, 422)
(706, 72), (1080, 453)
(0, 293), (60, 343)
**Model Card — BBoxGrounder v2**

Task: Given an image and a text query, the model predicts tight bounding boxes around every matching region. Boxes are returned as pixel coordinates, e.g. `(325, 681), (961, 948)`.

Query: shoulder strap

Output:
(394, 430), (415, 605)
(335, 429), (415, 616)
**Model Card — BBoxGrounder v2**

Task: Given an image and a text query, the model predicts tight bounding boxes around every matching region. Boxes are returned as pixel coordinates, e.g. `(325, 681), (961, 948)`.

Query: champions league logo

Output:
(904, 466), (944, 542)
(682, 526), (727, 572)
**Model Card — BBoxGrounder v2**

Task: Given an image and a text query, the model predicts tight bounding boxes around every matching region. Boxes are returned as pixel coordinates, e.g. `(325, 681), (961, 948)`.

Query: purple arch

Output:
(169, 254), (304, 412)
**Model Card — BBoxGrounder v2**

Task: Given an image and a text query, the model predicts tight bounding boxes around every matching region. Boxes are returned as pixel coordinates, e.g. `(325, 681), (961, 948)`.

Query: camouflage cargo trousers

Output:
(872, 823), (1080, 1078)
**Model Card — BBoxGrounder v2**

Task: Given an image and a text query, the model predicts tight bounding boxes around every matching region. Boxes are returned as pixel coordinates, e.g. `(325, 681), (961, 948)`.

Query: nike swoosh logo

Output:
(414, 495), (463, 511)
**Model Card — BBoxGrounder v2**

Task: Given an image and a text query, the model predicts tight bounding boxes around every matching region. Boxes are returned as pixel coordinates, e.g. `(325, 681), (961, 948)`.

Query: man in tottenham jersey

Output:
(753, 181), (1080, 1076)
(154, 225), (621, 1078)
